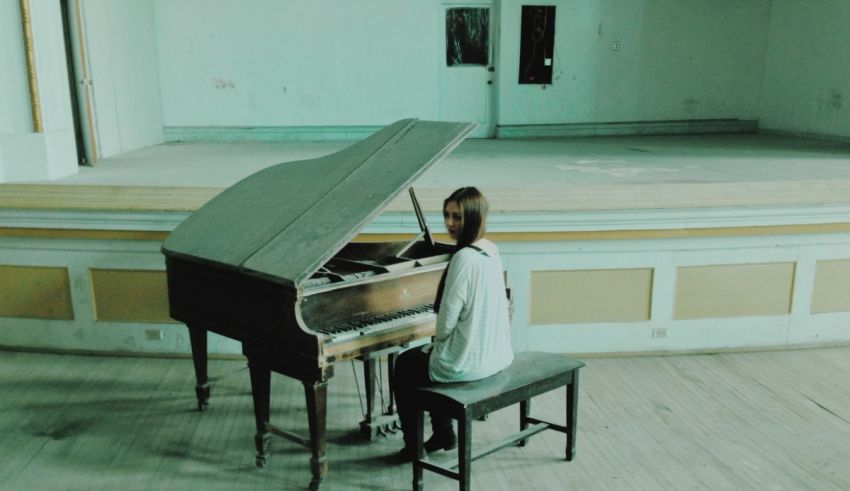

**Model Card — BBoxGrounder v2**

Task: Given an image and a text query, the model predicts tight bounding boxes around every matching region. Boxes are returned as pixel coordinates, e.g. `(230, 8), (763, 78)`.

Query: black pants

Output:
(393, 344), (452, 447)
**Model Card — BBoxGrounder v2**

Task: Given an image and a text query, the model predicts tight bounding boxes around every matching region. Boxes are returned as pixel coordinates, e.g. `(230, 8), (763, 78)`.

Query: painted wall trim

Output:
(0, 205), (850, 241)
(496, 119), (759, 138)
(4, 204), (850, 237)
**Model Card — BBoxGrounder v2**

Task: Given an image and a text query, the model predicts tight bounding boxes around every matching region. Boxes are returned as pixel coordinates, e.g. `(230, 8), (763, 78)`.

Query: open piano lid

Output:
(162, 119), (475, 289)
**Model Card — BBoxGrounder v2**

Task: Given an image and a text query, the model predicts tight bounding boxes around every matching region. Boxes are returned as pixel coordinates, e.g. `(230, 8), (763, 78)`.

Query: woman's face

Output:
(443, 201), (463, 240)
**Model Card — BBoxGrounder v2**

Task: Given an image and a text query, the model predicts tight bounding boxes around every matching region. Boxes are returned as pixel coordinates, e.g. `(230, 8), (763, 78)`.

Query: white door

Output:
(439, 2), (496, 138)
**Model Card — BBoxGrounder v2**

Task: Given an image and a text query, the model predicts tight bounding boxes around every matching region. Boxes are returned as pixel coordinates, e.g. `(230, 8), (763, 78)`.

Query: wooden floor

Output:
(1, 347), (849, 491)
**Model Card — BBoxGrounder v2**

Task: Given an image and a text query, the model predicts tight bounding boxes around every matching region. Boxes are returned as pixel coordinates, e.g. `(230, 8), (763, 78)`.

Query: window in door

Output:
(446, 8), (490, 66)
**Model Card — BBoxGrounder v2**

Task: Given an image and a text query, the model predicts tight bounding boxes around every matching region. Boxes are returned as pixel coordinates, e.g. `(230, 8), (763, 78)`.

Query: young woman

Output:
(392, 187), (514, 461)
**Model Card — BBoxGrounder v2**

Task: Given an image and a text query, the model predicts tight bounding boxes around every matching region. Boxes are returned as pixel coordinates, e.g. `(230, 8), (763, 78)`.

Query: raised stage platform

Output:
(2, 132), (850, 356)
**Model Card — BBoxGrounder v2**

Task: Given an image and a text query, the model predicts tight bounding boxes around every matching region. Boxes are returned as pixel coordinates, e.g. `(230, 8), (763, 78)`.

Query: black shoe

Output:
(424, 431), (457, 453)
(395, 446), (416, 463)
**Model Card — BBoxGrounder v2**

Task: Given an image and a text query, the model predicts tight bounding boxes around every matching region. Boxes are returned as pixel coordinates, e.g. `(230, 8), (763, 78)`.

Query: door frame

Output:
(439, 0), (499, 138)
(65, 0), (98, 165)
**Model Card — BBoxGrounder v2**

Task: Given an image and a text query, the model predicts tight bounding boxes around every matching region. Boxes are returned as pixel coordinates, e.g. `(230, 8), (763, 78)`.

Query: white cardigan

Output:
(428, 238), (514, 383)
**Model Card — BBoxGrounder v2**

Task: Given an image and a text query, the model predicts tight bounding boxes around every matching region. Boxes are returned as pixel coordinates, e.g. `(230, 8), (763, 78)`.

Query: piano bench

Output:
(410, 352), (584, 491)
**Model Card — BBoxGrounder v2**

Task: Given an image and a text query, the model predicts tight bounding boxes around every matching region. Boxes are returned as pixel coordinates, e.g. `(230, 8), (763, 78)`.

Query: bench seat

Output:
(411, 351), (584, 491)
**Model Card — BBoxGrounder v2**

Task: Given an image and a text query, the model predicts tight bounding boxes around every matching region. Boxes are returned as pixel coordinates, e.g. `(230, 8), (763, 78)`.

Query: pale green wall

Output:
(4, 0), (847, 162)
(0, 0), (31, 134)
(498, 0), (771, 125)
(79, 0), (164, 158)
(154, 0), (440, 127)
(153, 0), (771, 130)
(760, 0), (850, 138)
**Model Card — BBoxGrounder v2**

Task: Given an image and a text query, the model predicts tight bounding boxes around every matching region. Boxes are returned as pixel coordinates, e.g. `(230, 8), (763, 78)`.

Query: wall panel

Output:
(674, 263), (795, 320)
(0, 265), (73, 319)
(530, 268), (652, 325)
(811, 259), (850, 314)
(90, 269), (174, 323)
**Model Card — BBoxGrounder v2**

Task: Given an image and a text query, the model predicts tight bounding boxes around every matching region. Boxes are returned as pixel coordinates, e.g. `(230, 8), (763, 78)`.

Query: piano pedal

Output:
(375, 422), (399, 437)
(360, 414), (402, 440)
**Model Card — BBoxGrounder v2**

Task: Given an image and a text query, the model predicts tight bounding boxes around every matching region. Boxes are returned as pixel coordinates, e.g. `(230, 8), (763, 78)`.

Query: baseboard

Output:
(164, 125), (382, 142)
(759, 128), (850, 145)
(0, 343), (246, 361)
(572, 340), (850, 359)
(496, 119), (758, 138)
(164, 120), (762, 143)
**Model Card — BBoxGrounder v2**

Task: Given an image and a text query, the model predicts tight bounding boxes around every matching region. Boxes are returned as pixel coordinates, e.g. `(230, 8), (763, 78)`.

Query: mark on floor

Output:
(557, 162), (680, 178)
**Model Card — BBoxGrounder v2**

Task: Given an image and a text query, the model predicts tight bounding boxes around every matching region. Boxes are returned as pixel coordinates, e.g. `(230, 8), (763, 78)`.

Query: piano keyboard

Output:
(317, 304), (435, 342)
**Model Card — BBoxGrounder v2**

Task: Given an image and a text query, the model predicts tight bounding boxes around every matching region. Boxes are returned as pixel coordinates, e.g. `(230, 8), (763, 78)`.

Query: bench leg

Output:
(517, 399), (530, 447)
(413, 409), (425, 491)
(566, 370), (580, 461)
(458, 415), (472, 491)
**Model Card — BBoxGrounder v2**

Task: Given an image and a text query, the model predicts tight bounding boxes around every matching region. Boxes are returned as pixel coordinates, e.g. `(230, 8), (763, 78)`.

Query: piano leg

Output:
(187, 325), (210, 411)
(248, 361), (272, 468)
(304, 380), (329, 491)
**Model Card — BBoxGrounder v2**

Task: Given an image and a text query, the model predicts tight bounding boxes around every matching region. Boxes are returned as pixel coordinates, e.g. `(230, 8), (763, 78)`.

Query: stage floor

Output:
(4, 132), (850, 214)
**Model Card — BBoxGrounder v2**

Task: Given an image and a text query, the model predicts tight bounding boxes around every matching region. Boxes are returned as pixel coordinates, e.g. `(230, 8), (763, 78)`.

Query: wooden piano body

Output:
(161, 119), (475, 490)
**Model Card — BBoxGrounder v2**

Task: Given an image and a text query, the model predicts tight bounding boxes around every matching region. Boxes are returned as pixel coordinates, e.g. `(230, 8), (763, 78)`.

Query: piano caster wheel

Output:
(195, 385), (210, 412)
(255, 454), (267, 468)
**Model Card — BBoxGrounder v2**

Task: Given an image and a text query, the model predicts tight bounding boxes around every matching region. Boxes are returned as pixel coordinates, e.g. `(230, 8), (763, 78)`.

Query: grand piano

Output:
(162, 119), (475, 490)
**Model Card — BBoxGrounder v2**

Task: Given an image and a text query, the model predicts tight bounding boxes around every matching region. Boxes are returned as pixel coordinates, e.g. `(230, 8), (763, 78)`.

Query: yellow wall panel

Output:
(811, 259), (850, 314)
(674, 263), (794, 320)
(90, 269), (175, 323)
(0, 265), (74, 319)
(530, 268), (653, 325)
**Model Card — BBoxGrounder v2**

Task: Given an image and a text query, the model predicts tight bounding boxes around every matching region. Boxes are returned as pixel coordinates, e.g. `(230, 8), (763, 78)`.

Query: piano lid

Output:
(162, 119), (475, 289)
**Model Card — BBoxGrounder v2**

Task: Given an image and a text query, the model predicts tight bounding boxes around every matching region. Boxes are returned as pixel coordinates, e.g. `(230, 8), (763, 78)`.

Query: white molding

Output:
(364, 204), (850, 234)
(3, 204), (850, 234)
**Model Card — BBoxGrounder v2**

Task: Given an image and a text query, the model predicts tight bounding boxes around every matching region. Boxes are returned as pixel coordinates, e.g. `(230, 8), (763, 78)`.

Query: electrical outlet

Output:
(613, 40), (620, 51)
(651, 328), (667, 339)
